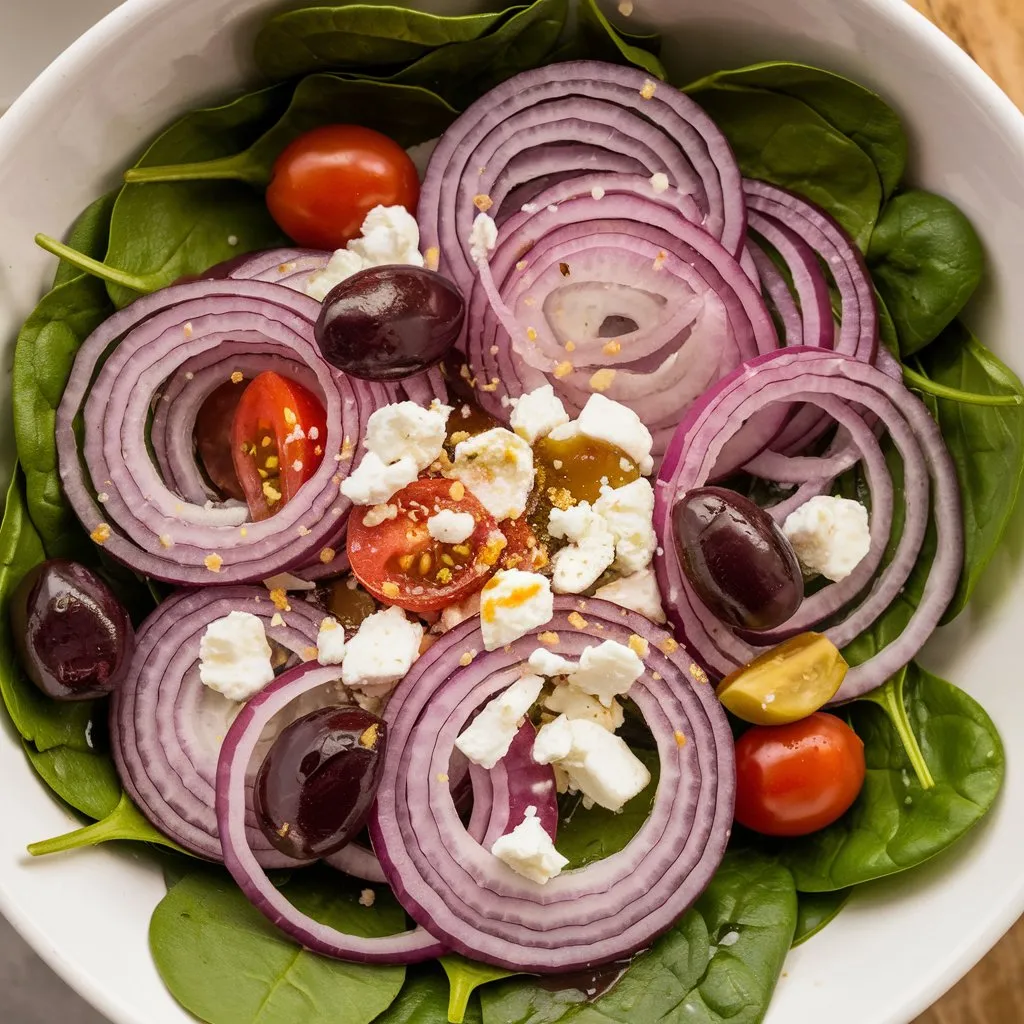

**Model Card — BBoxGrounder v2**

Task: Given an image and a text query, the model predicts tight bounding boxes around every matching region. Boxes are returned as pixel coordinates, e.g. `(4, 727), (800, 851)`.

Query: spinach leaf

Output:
(479, 851), (796, 1024)
(576, 0), (666, 79)
(51, 192), (118, 288)
(150, 868), (406, 1024)
(911, 322), (1024, 620)
(24, 742), (121, 821)
(125, 75), (457, 189)
(685, 62), (906, 198)
(440, 956), (517, 1023)
(868, 190), (984, 356)
(859, 668), (934, 789)
(27, 789), (186, 857)
(378, 965), (483, 1024)
(775, 663), (1004, 891)
(791, 889), (850, 948)
(254, 4), (511, 78)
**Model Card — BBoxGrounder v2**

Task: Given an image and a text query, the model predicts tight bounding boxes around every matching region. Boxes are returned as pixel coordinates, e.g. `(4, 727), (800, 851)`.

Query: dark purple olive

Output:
(672, 487), (803, 631)
(314, 265), (464, 381)
(255, 706), (386, 860)
(10, 560), (133, 701)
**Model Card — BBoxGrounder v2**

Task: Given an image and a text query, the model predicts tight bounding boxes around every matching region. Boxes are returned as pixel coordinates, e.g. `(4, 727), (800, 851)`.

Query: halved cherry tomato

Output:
(498, 515), (548, 573)
(347, 478), (507, 613)
(230, 372), (327, 521)
(734, 712), (866, 837)
(194, 380), (246, 501)
(266, 125), (420, 250)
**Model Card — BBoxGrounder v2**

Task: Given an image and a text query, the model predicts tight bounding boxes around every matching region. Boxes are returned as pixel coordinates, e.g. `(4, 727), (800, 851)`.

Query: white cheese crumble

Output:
(427, 509), (476, 544)
(527, 648), (579, 678)
(362, 503), (398, 527)
(316, 617), (347, 666)
(543, 685), (624, 732)
(566, 640), (643, 706)
(447, 428), (535, 520)
(594, 479), (657, 574)
(594, 567), (666, 623)
(341, 606), (423, 692)
(479, 569), (554, 651)
(650, 172), (670, 193)
(198, 611), (275, 702)
(455, 673), (545, 768)
(509, 385), (569, 443)
(576, 394), (654, 475)
(490, 806), (568, 884)
(547, 501), (616, 594)
(782, 495), (871, 582)
(439, 591), (482, 633)
(469, 212), (498, 264)
(340, 452), (418, 506)
(364, 401), (451, 472)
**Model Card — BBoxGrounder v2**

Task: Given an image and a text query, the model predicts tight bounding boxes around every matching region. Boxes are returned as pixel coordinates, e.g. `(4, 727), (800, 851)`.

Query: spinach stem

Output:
(34, 235), (156, 295)
(902, 364), (1023, 407)
(123, 153), (262, 187)
(868, 672), (936, 790)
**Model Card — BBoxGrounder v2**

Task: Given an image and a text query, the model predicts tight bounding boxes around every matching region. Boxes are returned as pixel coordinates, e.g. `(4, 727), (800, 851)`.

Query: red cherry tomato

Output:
(734, 712), (866, 837)
(498, 515), (547, 573)
(265, 125), (420, 250)
(230, 372), (327, 521)
(347, 478), (508, 613)
(194, 381), (246, 501)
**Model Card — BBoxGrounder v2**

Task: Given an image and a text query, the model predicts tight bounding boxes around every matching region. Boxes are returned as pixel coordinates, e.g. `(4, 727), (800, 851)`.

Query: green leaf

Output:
(791, 889), (850, 948)
(688, 85), (882, 251)
(685, 61), (906, 198)
(150, 868), (406, 1024)
(377, 965), (483, 1024)
(576, 0), (666, 79)
(254, 4), (512, 77)
(479, 851), (796, 1024)
(912, 322), (1024, 619)
(775, 663), (1004, 891)
(440, 956), (517, 1023)
(867, 191), (984, 356)
(125, 75), (457, 189)
(27, 789), (187, 857)
(24, 742), (121, 820)
(859, 668), (934, 789)
(51, 192), (118, 288)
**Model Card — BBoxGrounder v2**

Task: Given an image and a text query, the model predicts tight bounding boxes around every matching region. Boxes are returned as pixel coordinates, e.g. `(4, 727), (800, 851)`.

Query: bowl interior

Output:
(0, 1), (1022, 1022)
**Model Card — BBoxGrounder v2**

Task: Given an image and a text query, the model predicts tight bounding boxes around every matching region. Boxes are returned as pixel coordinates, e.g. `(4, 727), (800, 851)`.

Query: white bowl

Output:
(1, 1), (1022, 1022)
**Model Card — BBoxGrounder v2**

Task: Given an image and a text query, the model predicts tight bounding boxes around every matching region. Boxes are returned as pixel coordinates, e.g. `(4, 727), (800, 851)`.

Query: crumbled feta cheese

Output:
(304, 249), (365, 301)
(490, 806), (568, 884)
(262, 572), (317, 592)
(533, 716), (650, 811)
(547, 501), (615, 594)
(594, 567), (666, 623)
(364, 401), (451, 472)
(341, 606), (423, 691)
(469, 212), (498, 263)
(543, 685), (624, 732)
(527, 648), (579, 677)
(594, 479), (657, 574)
(782, 495), (871, 582)
(566, 640), (643, 706)
(427, 509), (476, 544)
(479, 570), (554, 651)
(316, 617), (347, 666)
(546, 421), (579, 443)
(576, 394), (654, 475)
(198, 611), (274, 702)
(363, 503), (398, 527)
(455, 674), (544, 768)
(439, 592), (482, 632)
(340, 452), (418, 506)
(448, 428), (534, 520)
(509, 385), (569, 443)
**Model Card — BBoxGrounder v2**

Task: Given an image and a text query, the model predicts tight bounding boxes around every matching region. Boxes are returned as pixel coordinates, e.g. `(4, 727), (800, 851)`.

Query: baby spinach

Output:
(479, 851), (796, 1024)
(775, 663), (1004, 892)
(150, 867), (407, 1024)
(688, 85), (882, 250)
(685, 62), (906, 198)
(440, 956), (517, 1024)
(24, 743), (121, 822)
(253, 4), (512, 78)
(868, 190), (984, 356)
(51, 192), (118, 288)
(576, 0), (666, 79)
(859, 668), (934, 789)
(378, 965), (483, 1024)
(791, 889), (850, 948)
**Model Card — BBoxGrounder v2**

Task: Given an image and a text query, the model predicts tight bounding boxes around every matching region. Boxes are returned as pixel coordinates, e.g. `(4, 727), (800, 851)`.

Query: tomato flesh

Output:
(230, 372), (328, 521)
(194, 381), (246, 501)
(266, 124), (420, 250)
(347, 478), (508, 613)
(734, 712), (866, 837)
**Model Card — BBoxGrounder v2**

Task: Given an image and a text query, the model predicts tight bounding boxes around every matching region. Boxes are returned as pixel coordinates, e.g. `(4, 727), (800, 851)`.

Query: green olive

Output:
(716, 633), (848, 725)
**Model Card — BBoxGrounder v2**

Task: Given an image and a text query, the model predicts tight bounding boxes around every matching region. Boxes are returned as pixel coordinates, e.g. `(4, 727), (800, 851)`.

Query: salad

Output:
(4, 1), (1021, 1022)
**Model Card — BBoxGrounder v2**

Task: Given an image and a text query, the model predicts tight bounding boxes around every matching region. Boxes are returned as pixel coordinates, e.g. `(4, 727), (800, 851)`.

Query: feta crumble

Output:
(469, 212), (498, 264)
(509, 385), (569, 443)
(594, 567), (666, 623)
(199, 611), (275, 702)
(576, 394), (654, 474)
(594, 478), (657, 574)
(341, 606), (423, 692)
(479, 569), (554, 651)
(455, 673), (545, 768)
(566, 639), (644, 706)
(782, 495), (871, 582)
(543, 685), (624, 732)
(547, 501), (616, 594)
(491, 806), (568, 884)
(316, 617), (346, 666)
(340, 452), (418, 506)
(447, 428), (535, 520)
(527, 648), (579, 677)
(427, 509), (476, 544)
(364, 401), (451, 472)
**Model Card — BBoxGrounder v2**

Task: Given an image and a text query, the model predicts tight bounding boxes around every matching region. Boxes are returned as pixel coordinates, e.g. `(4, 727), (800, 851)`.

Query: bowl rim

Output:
(1, 0), (1023, 1022)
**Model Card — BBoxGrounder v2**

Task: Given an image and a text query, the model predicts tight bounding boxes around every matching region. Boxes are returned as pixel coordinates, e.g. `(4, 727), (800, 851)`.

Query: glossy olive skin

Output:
(673, 487), (803, 631)
(10, 560), (133, 701)
(255, 706), (387, 860)
(315, 266), (465, 381)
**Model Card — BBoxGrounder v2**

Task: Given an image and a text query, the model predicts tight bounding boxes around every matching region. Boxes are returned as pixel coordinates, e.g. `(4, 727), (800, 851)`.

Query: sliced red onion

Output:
(654, 348), (962, 701)
(110, 586), (329, 867)
(368, 597), (734, 973)
(225, 248), (330, 290)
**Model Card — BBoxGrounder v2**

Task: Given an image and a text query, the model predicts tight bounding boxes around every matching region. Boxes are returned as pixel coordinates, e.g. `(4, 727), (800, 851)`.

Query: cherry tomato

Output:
(734, 712), (865, 837)
(265, 125), (420, 250)
(194, 381), (246, 501)
(230, 372), (328, 521)
(347, 478), (507, 613)
(498, 515), (548, 573)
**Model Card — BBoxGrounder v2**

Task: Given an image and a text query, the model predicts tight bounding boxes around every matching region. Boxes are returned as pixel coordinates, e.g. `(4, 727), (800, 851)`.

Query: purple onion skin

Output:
(315, 266), (465, 382)
(255, 706), (387, 860)
(672, 487), (803, 631)
(10, 560), (133, 701)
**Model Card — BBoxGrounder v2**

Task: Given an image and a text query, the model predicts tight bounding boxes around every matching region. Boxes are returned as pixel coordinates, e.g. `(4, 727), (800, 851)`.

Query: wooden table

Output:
(906, 4), (1024, 1021)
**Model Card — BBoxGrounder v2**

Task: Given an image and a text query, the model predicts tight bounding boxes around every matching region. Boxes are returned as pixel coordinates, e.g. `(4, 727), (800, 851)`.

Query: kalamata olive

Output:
(716, 632), (848, 725)
(672, 486), (803, 631)
(255, 706), (386, 860)
(10, 560), (133, 701)
(314, 265), (464, 381)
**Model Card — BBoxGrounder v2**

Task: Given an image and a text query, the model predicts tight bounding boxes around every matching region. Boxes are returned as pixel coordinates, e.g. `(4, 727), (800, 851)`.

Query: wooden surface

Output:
(903, 8), (1024, 1023)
